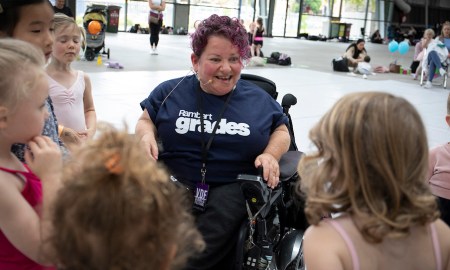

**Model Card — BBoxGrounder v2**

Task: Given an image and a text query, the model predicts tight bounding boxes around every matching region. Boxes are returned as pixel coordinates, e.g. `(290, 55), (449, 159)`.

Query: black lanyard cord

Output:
(196, 82), (235, 183)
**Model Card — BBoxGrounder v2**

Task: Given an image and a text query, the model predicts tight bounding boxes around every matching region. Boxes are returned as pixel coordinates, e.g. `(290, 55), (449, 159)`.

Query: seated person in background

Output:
(300, 92), (450, 270)
(135, 14), (291, 270)
(49, 124), (205, 270)
(411, 37), (426, 78)
(421, 28), (449, 89)
(436, 21), (450, 54)
(344, 39), (368, 69)
(370, 29), (383, 44)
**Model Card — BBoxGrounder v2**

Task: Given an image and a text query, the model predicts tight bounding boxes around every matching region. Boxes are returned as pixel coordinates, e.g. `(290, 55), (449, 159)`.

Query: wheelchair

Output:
(419, 49), (449, 89)
(235, 74), (306, 270)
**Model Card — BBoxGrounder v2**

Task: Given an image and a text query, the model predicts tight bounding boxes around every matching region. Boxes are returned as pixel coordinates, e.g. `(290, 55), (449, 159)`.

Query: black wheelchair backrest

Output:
(240, 73), (278, 100)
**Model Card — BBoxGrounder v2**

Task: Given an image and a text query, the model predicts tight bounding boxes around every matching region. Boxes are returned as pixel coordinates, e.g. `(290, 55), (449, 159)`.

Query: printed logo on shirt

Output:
(175, 110), (250, 136)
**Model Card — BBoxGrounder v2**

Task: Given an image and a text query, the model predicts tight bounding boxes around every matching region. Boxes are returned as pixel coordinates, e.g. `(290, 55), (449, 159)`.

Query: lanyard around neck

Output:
(196, 82), (234, 183)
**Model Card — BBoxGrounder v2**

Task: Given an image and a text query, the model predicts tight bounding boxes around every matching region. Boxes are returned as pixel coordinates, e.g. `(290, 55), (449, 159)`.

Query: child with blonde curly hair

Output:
(49, 124), (204, 270)
(299, 92), (450, 270)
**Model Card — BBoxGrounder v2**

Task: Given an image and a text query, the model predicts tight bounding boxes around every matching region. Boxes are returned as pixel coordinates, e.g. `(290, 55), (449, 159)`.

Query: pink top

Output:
(48, 71), (86, 132)
(326, 219), (442, 270)
(428, 143), (450, 199)
(0, 165), (53, 270)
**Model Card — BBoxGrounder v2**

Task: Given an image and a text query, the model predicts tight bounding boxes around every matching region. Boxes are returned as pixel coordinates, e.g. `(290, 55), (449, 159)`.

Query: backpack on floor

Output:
(278, 53), (291, 66)
(332, 57), (349, 72)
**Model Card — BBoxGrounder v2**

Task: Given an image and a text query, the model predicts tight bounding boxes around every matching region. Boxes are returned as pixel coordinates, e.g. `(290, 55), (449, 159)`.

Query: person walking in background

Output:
(252, 17), (265, 57)
(53, 0), (74, 18)
(0, 0), (68, 161)
(299, 92), (450, 270)
(46, 14), (97, 150)
(148, 0), (165, 55)
(428, 92), (450, 227)
(49, 124), (204, 270)
(0, 38), (63, 270)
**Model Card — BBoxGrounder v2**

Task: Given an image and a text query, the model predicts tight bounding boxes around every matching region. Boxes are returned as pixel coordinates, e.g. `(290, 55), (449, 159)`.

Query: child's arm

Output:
(0, 136), (61, 265)
(83, 73), (96, 139)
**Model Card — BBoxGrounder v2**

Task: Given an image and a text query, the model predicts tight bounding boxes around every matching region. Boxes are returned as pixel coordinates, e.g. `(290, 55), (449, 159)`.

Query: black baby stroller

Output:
(83, 4), (110, 61)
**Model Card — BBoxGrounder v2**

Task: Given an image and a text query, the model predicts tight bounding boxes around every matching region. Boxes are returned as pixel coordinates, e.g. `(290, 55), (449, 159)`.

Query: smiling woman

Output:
(135, 14), (291, 270)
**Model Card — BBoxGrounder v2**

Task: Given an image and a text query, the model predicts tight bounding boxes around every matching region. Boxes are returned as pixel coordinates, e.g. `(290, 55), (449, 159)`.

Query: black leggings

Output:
(149, 20), (161, 47)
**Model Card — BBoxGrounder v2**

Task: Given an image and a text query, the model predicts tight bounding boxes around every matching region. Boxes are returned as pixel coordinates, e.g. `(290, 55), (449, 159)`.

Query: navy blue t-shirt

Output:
(140, 75), (288, 185)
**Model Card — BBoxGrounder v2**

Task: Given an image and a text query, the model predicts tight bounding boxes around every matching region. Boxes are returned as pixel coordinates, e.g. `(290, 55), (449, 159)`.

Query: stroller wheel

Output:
(85, 49), (96, 61)
(107, 48), (110, 59)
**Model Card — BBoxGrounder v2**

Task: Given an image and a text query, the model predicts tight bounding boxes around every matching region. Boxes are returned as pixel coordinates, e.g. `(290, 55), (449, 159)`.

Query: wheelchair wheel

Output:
(85, 48), (95, 61)
(235, 220), (249, 270)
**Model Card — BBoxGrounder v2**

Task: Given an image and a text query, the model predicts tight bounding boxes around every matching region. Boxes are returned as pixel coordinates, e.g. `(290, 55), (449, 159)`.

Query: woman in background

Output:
(148, 0), (165, 55)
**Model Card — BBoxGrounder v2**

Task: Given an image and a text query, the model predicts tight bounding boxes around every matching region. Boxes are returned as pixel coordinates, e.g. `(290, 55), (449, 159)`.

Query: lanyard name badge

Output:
(193, 82), (234, 212)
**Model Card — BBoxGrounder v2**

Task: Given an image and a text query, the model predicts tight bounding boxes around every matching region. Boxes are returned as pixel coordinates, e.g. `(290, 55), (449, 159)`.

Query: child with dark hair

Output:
(50, 124), (205, 270)
(0, 0), (72, 160)
(356, 55), (372, 77)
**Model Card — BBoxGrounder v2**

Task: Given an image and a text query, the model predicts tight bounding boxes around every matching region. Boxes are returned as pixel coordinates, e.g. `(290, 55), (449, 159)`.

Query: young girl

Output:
(0, 39), (62, 269)
(49, 124), (204, 270)
(46, 14), (97, 149)
(299, 92), (450, 270)
(0, 0), (70, 160)
(252, 17), (264, 57)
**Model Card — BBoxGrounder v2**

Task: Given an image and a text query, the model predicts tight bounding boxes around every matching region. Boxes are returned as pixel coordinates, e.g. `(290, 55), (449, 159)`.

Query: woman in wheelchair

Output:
(421, 28), (449, 88)
(135, 14), (291, 270)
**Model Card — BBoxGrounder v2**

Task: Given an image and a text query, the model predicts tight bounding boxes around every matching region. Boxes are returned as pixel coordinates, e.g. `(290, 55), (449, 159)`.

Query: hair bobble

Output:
(105, 153), (123, 174)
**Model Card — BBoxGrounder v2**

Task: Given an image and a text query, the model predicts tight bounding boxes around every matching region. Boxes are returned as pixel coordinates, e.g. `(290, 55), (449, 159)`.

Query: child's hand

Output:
(60, 126), (83, 145)
(24, 136), (62, 180)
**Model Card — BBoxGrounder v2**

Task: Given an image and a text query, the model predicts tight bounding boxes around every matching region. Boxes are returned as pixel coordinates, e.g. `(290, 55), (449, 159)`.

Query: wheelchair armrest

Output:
(279, 151), (303, 181)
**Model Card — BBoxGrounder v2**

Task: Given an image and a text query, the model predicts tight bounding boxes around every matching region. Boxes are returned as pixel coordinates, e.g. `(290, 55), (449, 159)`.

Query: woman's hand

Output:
(255, 153), (280, 189)
(139, 132), (159, 161)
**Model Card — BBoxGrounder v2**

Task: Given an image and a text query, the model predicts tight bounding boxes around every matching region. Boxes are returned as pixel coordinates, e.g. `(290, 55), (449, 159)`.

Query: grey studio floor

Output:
(73, 32), (449, 152)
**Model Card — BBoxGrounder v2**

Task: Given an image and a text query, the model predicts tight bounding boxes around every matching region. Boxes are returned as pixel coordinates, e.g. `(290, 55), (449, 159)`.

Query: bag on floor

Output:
(332, 57), (349, 72)
(278, 53), (291, 66)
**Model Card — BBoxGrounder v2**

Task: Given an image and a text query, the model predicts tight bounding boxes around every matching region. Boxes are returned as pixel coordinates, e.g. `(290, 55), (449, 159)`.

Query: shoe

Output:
(439, 68), (447, 76)
(362, 74), (367, 79)
(151, 47), (158, 55)
(424, 81), (432, 89)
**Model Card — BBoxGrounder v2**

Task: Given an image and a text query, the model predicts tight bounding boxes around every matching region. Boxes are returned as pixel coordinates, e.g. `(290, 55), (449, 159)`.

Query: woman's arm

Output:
(254, 124), (290, 188)
(344, 47), (357, 64)
(148, 0), (165, 12)
(83, 73), (96, 139)
(135, 109), (159, 160)
(0, 136), (62, 265)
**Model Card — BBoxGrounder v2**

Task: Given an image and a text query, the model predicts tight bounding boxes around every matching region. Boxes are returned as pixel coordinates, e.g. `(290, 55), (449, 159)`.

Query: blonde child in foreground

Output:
(0, 39), (62, 269)
(49, 124), (205, 270)
(46, 13), (96, 149)
(299, 92), (450, 270)
(427, 93), (450, 227)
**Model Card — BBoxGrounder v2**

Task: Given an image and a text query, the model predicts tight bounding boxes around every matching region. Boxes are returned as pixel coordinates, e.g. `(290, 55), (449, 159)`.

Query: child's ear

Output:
(0, 107), (9, 129)
(446, 115), (450, 127)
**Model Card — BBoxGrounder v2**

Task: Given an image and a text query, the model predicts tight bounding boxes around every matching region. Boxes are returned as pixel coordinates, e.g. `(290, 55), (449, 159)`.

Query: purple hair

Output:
(190, 14), (250, 60)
